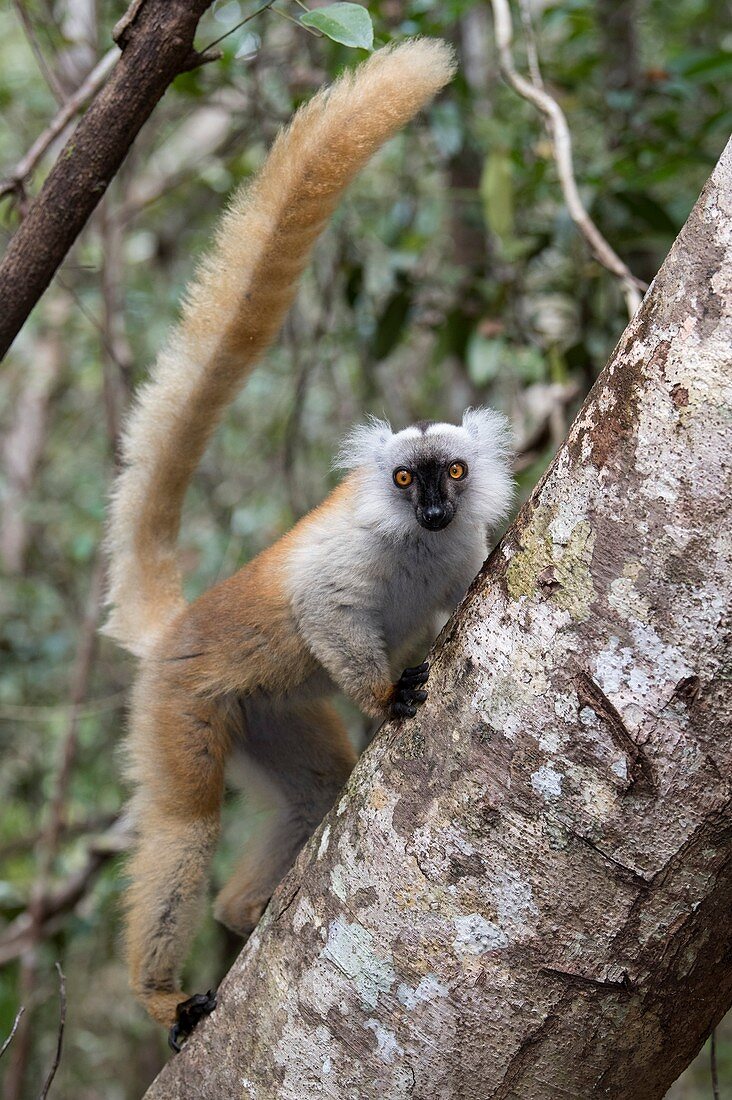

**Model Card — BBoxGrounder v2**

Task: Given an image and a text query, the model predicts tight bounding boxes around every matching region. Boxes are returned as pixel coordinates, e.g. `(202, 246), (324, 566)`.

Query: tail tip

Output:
(384, 36), (458, 89)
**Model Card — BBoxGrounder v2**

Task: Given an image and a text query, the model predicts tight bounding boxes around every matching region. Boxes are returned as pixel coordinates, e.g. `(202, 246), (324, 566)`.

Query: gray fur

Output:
(291, 408), (514, 711)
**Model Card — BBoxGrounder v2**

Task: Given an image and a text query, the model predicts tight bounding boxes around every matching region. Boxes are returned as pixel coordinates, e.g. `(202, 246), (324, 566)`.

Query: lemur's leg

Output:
(214, 699), (355, 935)
(124, 672), (231, 1029)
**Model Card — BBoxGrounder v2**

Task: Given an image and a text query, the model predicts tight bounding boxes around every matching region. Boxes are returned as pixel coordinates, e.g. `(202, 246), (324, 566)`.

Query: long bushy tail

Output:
(103, 39), (455, 657)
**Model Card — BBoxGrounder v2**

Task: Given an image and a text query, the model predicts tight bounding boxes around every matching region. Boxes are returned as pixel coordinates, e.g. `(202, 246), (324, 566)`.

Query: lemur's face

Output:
(337, 408), (515, 540)
(391, 435), (469, 531)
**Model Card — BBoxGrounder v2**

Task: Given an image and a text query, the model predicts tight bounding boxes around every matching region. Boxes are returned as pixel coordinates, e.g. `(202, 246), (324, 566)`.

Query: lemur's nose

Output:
(423, 505), (446, 527)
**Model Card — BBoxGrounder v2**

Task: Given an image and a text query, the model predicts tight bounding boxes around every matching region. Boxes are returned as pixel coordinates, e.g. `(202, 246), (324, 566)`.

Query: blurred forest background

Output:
(0, 0), (730, 1096)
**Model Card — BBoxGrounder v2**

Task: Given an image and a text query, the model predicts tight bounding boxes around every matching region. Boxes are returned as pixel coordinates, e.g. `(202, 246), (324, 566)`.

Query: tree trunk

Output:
(145, 139), (732, 1099)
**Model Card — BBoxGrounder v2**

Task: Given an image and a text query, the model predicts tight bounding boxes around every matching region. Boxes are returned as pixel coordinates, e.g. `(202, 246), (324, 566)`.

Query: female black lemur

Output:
(104, 39), (513, 1048)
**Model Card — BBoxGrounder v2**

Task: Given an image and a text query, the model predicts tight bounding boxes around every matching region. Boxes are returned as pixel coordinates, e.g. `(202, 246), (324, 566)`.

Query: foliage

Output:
(0, 0), (729, 1095)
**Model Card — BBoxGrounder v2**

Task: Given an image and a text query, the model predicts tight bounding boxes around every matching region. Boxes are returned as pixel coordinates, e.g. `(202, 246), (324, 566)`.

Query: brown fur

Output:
(107, 42), (456, 1029)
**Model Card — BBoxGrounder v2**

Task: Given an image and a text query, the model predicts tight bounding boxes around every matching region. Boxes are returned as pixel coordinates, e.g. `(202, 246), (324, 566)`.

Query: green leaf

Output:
(300, 3), (374, 50)
(480, 150), (514, 242)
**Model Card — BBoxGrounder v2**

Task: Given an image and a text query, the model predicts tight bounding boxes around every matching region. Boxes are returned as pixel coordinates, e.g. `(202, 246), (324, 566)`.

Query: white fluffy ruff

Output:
(337, 408), (515, 540)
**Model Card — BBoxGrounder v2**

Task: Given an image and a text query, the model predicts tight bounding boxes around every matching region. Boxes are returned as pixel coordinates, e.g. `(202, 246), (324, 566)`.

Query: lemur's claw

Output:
(168, 989), (217, 1053)
(390, 662), (430, 719)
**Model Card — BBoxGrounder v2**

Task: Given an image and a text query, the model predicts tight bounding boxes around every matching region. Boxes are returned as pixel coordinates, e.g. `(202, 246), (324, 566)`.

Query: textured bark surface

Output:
(146, 140), (732, 1099)
(0, 0), (213, 362)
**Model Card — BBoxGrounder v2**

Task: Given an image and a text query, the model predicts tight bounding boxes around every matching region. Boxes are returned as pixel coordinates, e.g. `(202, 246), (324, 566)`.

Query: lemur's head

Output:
(337, 408), (514, 538)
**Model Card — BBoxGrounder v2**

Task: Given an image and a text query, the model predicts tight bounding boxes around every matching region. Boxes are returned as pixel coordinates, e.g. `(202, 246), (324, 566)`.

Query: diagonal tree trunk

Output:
(145, 138), (732, 1100)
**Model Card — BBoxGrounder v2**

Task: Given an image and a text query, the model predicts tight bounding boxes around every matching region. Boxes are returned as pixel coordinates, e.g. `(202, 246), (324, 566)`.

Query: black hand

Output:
(390, 662), (429, 719)
(168, 989), (217, 1053)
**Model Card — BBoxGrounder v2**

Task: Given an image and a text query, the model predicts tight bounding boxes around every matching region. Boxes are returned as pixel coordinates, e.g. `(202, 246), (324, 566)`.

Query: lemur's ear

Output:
(334, 416), (393, 470)
(461, 407), (512, 456)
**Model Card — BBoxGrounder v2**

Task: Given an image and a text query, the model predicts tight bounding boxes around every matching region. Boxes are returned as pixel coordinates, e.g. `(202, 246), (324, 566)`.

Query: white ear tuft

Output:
(334, 416), (393, 470)
(462, 406), (513, 456)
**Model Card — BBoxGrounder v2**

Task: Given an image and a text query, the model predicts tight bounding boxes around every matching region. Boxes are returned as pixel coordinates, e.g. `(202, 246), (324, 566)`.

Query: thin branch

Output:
(38, 964), (66, 1100)
(517, 0), (544, 90)
(202, 0), (277, 52)
(98, 190), (134, 452)
(0, 691), (126, 722)
(0, 0), (216, 362)
(0, 821), (128, 967)
(0, 812), (119, 860)
(11, 0), (66, 106)
(37, 558), (106, 881)
(489, 0), (645, 318)
(0, 48), (119, 203)
(0, 1007), (25, 1060)
(272, 5), (324, 37)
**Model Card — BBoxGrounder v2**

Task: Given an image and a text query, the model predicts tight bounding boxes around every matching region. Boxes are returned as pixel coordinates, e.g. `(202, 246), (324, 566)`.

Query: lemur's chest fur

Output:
(287, 501), (487, 657)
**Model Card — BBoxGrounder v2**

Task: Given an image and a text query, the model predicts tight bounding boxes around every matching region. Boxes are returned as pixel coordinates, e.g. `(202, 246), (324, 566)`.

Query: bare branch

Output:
(0, 1008), (25, 1061)
(38, 964), (66, 1100)
(0, 0), (216, 362)
(490, 0), (645, 318)
(0, 48), (119, 204)
(0, 819), (128, 967)
(11, 0), (66, 106)
(0, 692), (126, 722)
(0, 812), (119, 860)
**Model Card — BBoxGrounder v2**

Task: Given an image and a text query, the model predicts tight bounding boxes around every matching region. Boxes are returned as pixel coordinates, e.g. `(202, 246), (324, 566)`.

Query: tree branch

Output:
(490, 0), (646, 318)
(0, 0), (216, 363)
(37, 964), (66, 1100)
(0, 47), (119, 204)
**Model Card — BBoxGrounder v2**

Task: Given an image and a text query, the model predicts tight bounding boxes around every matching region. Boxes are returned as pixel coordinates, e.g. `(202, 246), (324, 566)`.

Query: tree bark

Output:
(145, 139), (732, 1099)
(0, 0), (214, 363)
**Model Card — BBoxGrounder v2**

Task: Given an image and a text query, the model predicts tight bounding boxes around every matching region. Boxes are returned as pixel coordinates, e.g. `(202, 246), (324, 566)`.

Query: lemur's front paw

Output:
(389, 662), (429, 719)
(168, 989), (217, 1053)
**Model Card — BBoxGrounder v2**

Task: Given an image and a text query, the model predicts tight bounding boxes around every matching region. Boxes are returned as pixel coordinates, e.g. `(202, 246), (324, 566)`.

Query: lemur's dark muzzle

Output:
(418, 504), (452, 531)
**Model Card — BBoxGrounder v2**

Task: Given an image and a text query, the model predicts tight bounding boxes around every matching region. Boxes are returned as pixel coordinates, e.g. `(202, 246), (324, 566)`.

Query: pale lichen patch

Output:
(452, 913), (508, 955)
(506, 505), (596, 621)
(531, 765), (563, 800)
(365, 1019), (404, 1062)
(321, 920), (396, 1008)
(293, 894), (319, 934)
(397, 974), (448, 1009)
(317, 824), (331, 860)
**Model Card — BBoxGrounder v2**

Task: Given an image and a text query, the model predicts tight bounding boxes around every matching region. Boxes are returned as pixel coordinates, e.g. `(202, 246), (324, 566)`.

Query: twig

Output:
(39, 558), (106, 878)
(272, 5), (324, 37)
(38, 964), (66, 1100)
(517, 0), (543, 90)
(0, 0), (217, 362)
(0, 821), (128, 966)
(3, 561), (107, 1099)
(0, 48), (119, 203)
(99, 189), (134, 454)
(11, 0), (66, 106)
(0, 812), (119, 860)
(0, 1007), (25, 1060)
(711, 1028), (720, 1100)
(0, 293), (67, 573)
(0, 691), (126, 722)
(489, 0), (646, 318)
(202, 0), (277, 52)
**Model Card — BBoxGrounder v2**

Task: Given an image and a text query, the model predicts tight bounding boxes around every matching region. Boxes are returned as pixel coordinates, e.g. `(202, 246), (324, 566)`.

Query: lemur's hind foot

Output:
(168, 989), (218, 1053)
(390, 662), (430, 718)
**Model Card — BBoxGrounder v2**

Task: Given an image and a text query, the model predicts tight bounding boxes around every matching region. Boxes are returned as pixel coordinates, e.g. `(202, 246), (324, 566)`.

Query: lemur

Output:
(103, 39), (513, 1049)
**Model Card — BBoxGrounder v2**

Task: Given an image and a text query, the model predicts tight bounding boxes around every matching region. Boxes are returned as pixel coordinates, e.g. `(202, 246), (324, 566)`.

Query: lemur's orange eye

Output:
(449, 461), (467, 480)
(393, 468), (413, 488)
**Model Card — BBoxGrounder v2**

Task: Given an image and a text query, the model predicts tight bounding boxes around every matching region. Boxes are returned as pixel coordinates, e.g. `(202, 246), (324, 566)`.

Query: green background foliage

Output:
(0, 0), (729, 1094)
